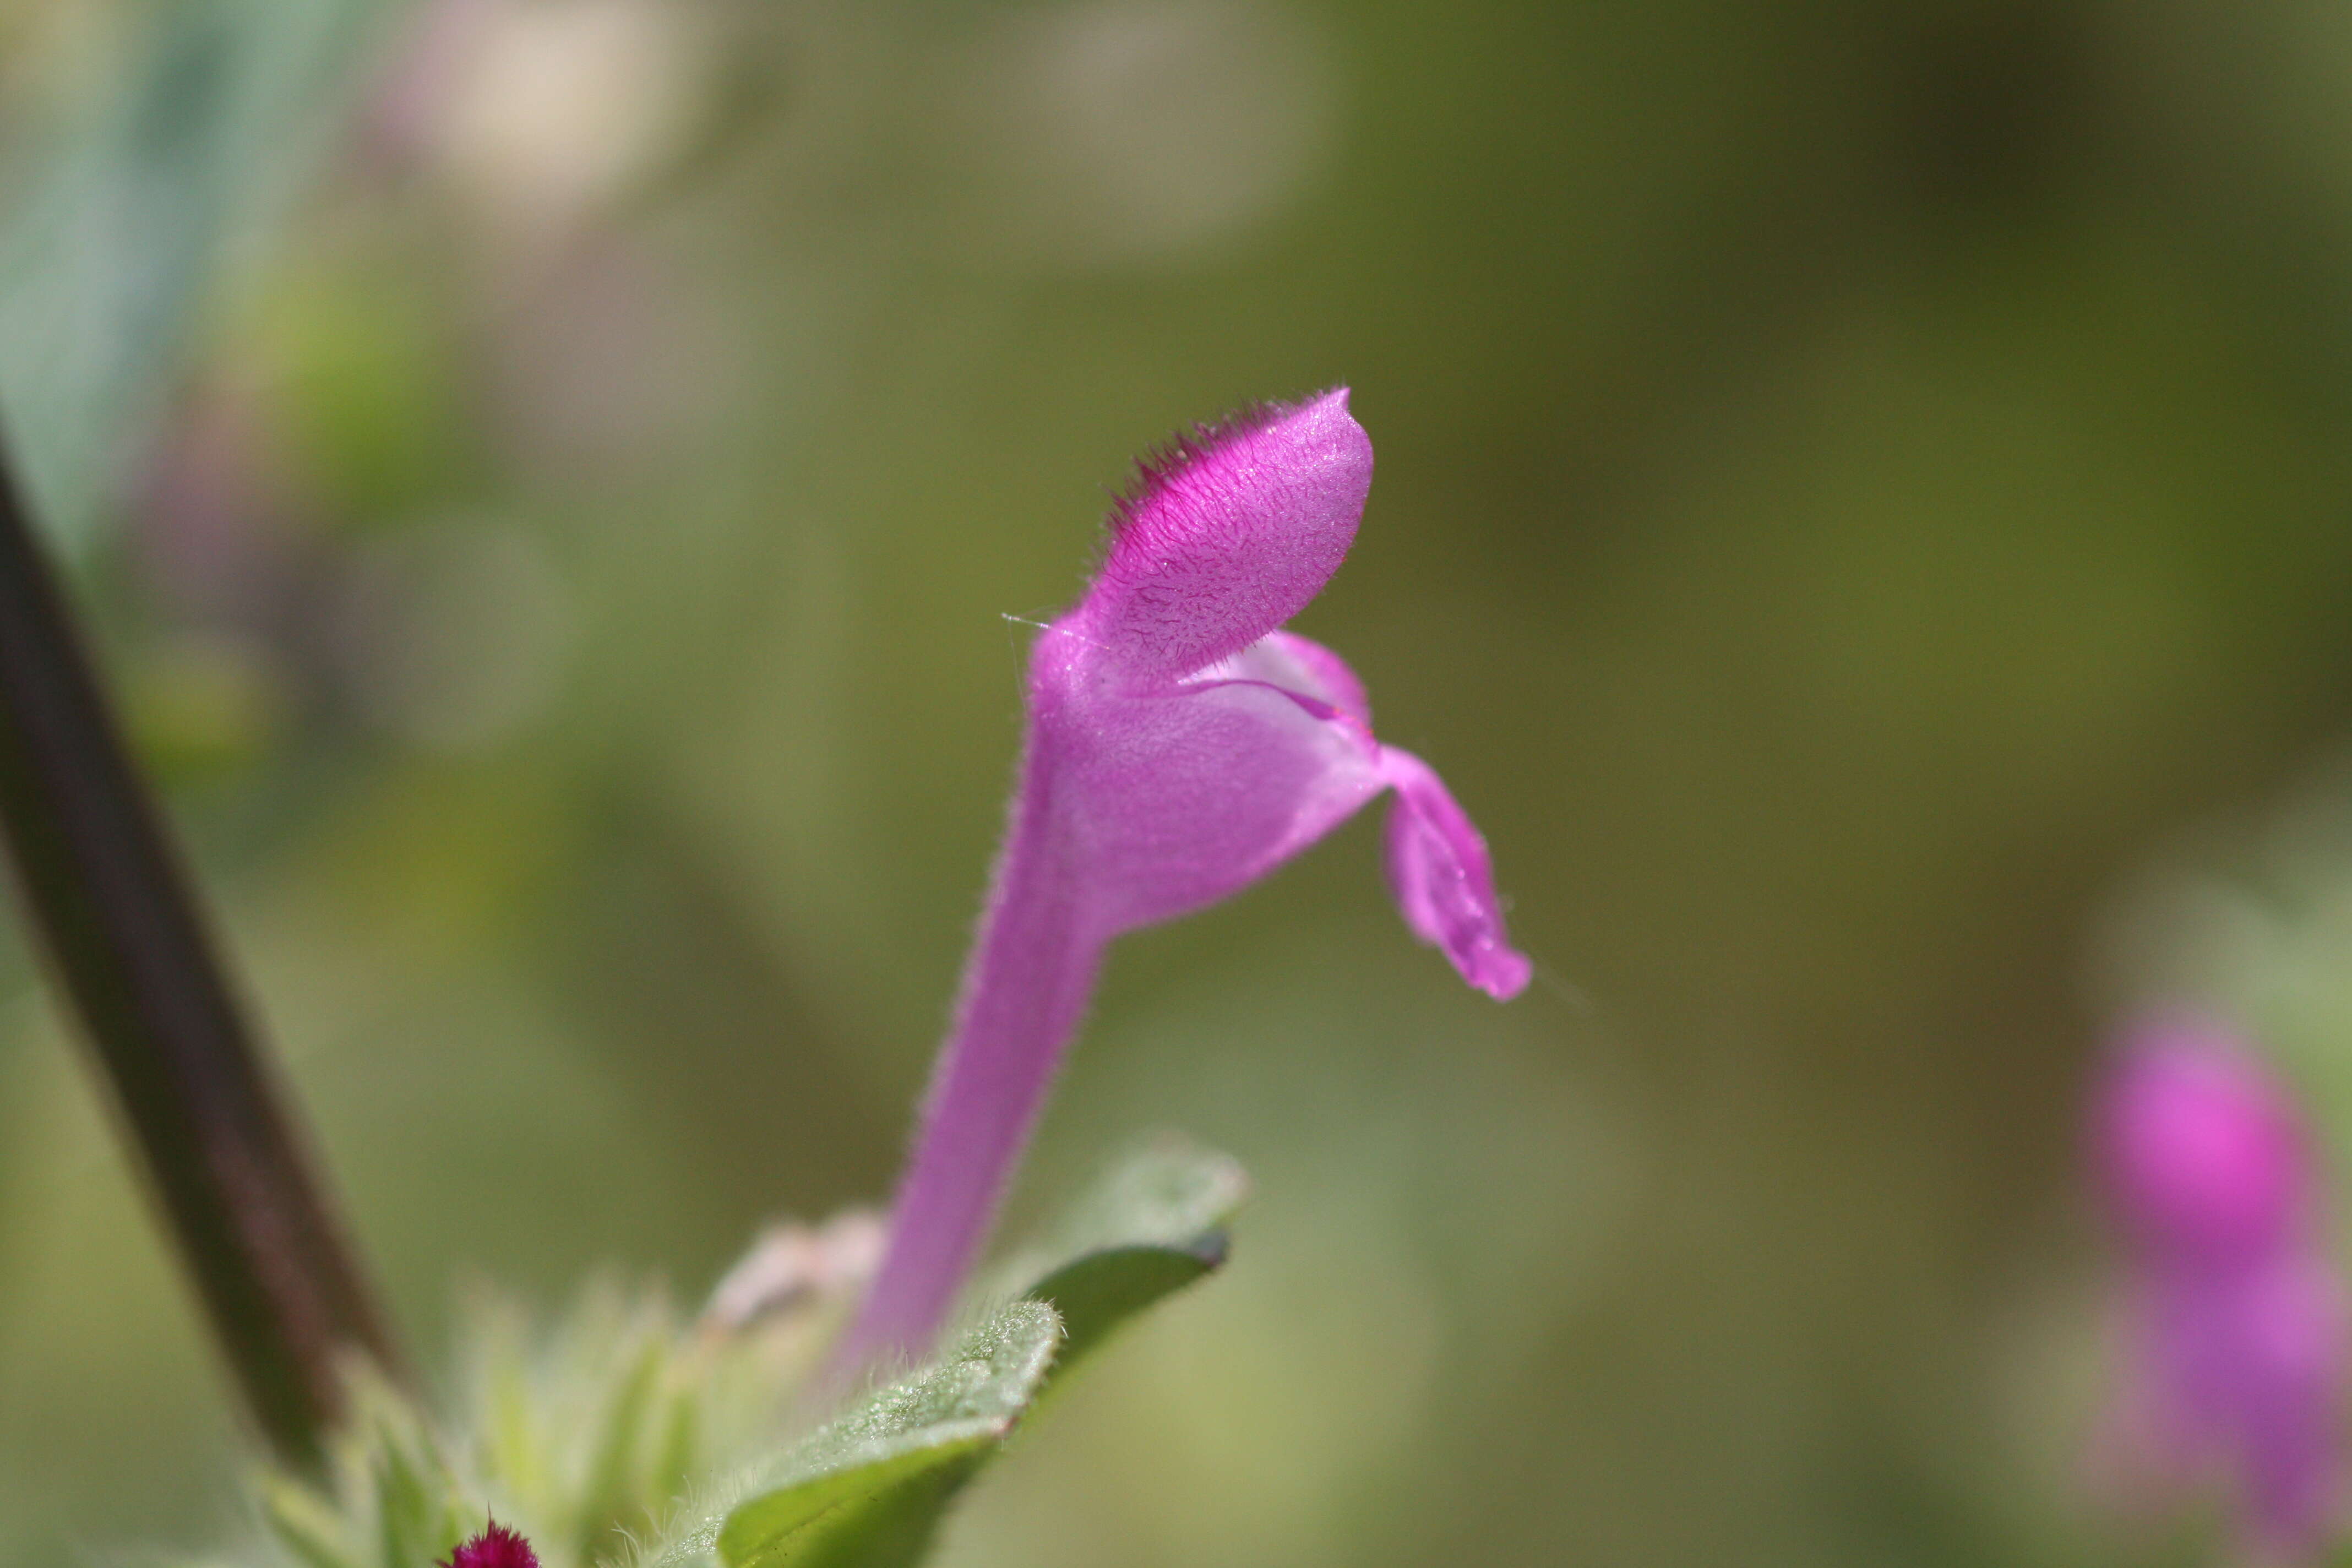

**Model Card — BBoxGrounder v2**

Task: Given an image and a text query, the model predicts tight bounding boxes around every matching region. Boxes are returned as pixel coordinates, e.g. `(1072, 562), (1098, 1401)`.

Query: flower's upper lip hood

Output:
(1073, 387), (1371, 686)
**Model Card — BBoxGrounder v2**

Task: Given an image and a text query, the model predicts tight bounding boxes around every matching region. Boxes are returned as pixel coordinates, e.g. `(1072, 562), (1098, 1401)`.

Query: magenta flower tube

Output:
(2094, 1016), (2350, 1559)
(832, 390), (1530, 1374)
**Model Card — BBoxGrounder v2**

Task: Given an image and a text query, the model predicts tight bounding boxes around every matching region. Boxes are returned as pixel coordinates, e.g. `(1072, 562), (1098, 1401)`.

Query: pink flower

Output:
(2100, 1025), (2311, 1268)
(832, 390), (1528, 1373)
(441, 1523), (539, 1568)
(2094, 1018), (2349, 1559)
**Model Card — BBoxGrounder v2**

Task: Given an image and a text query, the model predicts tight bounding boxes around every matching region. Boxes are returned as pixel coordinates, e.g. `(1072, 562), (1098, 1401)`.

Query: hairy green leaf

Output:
(718, 1301), (1059, 1568)
(1003, 1136), (1248, 1371)
(634, 1142), (1250, 1568)
(621, 1302), (1059, 1568)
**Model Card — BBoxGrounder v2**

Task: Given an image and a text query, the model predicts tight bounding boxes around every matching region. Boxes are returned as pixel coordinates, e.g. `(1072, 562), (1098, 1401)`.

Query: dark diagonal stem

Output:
(0, 426), (398, 1467)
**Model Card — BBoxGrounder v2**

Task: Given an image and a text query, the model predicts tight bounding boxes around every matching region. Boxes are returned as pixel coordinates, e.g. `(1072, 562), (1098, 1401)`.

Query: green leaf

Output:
(372, 1435), (445, 1568)
(0, 0), (410, 546)
(1021, 1240), (1227, 1371)
(629, 1302), (1059, 1568)
(1001, 1136), (1248, 1373)
(689, 1142), (1248, 1568)
(627, 1148), (1249, 1568)
(578, 1336), (667, 1563)
(331, 1376), (472, 1568)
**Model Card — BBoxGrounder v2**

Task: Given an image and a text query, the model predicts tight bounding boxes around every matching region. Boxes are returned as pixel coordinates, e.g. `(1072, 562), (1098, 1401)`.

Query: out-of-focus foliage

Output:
(0, 0), (407, 547)
(13, 0), (2352, 1565)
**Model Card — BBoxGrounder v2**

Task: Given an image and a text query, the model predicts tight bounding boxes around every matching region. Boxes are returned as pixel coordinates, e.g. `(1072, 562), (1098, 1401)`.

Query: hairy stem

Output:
(0, 428), (400, 1467)
(831, 745), (1105, 1380)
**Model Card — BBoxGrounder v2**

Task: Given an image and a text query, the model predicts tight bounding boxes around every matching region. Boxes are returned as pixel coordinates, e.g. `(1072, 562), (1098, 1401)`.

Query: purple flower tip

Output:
(2093, 1019), (2349, 1559)
(1080, 386), (1371, 685)
(442, 1523), (539, 1568)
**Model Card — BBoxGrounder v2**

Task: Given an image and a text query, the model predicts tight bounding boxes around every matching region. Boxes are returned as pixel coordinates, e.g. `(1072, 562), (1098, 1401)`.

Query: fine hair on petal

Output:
(1104, 398), (1295, 540)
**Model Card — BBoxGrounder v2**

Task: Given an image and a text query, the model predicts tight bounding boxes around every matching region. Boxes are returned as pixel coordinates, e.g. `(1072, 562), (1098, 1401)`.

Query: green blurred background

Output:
(12, 0), (2352, 1563)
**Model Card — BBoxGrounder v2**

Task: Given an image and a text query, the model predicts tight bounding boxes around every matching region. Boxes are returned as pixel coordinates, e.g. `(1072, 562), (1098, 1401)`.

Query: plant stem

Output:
(829, 745), (1106, 1381)
(0, 429), (399, 1467)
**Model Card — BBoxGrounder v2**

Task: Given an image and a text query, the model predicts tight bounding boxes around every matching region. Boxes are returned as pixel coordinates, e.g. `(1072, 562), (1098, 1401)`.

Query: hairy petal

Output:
(1380, 748), (1531, 999)
(1078, 389), (1371, 685)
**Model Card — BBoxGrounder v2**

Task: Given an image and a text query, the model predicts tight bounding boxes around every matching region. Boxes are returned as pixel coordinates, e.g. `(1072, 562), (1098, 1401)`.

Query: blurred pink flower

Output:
(833, 389), (1529, 1373)
(2095, 1017), (2349, 1560)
